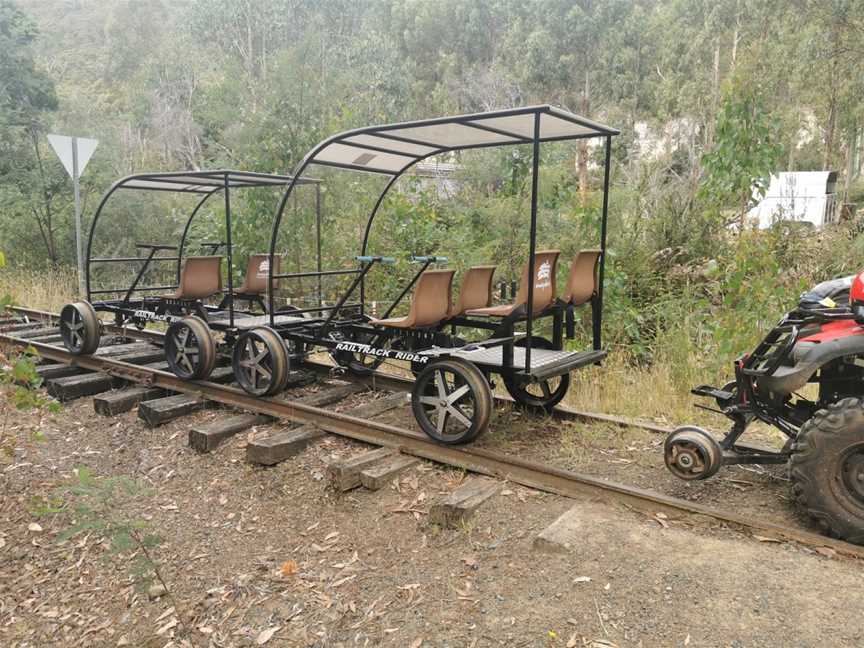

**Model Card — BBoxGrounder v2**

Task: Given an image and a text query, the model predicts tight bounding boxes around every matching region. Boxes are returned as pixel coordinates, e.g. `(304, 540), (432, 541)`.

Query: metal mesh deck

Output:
(215, 314), (306, 329)
(450, 346), (573, 368)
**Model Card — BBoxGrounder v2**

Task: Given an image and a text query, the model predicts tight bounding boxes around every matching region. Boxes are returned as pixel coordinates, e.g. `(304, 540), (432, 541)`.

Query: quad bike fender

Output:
(757, 333), (864, 396)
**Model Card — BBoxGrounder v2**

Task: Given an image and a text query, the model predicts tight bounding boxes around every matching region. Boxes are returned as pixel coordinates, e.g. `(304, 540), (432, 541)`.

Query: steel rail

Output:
(4, 305), (791, 454)
(1, 326), (861, 558)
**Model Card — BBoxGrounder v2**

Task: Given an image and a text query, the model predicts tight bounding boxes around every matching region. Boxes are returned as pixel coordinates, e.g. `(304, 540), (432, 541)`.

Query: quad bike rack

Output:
(227, 105), (621, 444)
(58, 170), (321, 380)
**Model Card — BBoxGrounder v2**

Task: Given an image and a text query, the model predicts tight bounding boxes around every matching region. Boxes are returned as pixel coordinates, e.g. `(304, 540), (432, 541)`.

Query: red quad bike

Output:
(665, 272), (864, 543)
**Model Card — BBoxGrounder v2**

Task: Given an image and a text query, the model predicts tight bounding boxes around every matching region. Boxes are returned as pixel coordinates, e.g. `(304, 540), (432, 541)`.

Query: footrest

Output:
(692, 384), (733, 400)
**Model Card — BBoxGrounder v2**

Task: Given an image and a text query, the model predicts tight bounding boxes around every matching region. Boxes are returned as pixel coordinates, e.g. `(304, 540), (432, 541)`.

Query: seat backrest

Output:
(564, 249), (602, 306)
(450, 265), (496, 316)
(405, 269), (455, 327)
(239, 254), (281, 295)
(178, 256), (222, 300)
(512, 250), (560, 312)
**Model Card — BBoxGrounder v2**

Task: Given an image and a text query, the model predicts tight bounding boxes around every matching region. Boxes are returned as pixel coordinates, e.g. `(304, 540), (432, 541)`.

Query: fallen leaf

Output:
(815, 547), (837, 558)
(280, 560), (299, 577)
(653, 514), (669, 529)
(331, 575), (356, 588)
(567, 633), (578, 648)
(409, 638), (423, 648)
(256, 626), (281, 644)
(28, 523), (43, 532)
(324, 531), (339, 541)
(753, 535), (782, 543)
(573, 576), (592, 584)
(684, 634), (691, 646)
(155, 618), (177, 636)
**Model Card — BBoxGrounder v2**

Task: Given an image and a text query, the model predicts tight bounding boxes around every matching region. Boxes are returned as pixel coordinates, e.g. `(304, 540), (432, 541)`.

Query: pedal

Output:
(691, 384), (733, 401)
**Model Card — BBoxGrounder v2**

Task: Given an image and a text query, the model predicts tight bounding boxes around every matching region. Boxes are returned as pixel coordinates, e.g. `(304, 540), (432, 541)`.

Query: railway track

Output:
(3, 306), (863, 559)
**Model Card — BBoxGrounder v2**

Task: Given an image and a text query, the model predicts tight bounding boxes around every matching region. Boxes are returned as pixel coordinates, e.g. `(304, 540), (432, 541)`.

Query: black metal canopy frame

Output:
(85, 170), (321, 327)
(267, 105), (619, 373)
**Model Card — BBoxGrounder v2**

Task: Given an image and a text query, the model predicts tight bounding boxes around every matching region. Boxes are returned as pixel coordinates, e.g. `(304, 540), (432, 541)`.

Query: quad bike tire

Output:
(790, 397), (864, 544)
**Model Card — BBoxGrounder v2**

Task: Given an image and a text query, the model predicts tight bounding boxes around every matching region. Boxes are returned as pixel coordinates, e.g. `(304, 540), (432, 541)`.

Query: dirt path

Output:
(1, 391), (862, 647)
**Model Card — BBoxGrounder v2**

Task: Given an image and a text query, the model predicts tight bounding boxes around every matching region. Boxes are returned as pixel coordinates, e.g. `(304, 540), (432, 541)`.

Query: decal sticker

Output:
(535, 260), (551, 290)
(133, 310), (179, 323)
(256, 259), (269, 279)
(334, 341), (430, 364)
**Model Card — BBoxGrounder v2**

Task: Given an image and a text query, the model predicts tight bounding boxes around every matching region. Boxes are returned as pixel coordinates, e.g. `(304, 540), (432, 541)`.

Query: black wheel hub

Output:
(841, 447), (864, 505)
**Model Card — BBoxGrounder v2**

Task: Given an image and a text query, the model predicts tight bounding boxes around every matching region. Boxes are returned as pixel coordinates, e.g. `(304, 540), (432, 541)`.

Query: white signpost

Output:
(47, 134), (98, 296)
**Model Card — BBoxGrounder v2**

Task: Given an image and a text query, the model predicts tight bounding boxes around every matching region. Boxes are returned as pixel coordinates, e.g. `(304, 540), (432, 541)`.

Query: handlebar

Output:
(136, 244), (178, 251)
(355, 255), (396, 265)
(410, 255), (448, 264)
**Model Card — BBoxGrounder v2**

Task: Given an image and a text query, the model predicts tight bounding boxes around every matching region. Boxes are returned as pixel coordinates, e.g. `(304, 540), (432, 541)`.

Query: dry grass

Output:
(564, 352), (707, 426)
(0, 266), (76, 313)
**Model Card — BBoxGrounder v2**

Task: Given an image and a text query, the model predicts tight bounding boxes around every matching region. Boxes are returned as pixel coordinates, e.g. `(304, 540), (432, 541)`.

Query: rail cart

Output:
(230, 106), (620, 444)
(58, 170), (321, 380)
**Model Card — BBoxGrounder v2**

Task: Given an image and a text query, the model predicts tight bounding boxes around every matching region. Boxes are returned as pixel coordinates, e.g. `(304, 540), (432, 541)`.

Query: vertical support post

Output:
(524, 111), (541, 372)
(316, 183), (323, 308)
(72, 137), (85, 297)
(594, 135), (612, 351)
(224, 173), (235, 328)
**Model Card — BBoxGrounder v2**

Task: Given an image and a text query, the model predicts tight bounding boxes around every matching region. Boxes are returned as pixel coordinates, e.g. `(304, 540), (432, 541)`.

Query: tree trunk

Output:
(29, 127), (57, 264)
(576, 76), (590, 209)
(706, 43), (721, 150)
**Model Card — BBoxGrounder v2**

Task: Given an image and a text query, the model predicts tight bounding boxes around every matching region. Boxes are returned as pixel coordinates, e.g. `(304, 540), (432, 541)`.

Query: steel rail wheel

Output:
(59, 301), (101, 355)
(232, 326), (289, 396)
(503, 337), (570, 411)
(412, 358), (492, 445)
(164, 316), (216, 381)
(664, 426), (724, 480)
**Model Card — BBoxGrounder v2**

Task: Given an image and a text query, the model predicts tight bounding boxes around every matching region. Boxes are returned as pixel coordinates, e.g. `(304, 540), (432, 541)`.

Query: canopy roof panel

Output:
(116, 169), (320, 194)
(304, 105), (619, 176)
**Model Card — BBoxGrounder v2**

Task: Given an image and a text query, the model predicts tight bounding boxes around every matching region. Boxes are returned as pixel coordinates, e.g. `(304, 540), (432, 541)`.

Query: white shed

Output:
(747, 171), (839, 229)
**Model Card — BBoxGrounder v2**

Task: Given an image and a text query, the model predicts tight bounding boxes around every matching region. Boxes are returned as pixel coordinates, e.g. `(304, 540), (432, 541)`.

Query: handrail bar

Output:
(273, 269), (362, 280)
(91, 256), (180, 263)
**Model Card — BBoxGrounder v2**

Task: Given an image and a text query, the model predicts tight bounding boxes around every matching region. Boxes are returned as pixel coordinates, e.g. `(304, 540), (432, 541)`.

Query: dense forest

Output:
(1, 0), (864, 381)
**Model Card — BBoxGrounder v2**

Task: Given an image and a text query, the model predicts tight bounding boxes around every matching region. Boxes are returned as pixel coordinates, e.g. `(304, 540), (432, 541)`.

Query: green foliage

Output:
(699, 85), (785, 217)
(0, 347), (60, 460)
(47, 467), (165, 591)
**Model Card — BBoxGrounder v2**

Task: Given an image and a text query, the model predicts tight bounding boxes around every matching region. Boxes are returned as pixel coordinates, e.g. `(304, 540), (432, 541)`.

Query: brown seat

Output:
(465, 250), (560, 318)
(564, 249), (601, 306)
(448, 265), (497, 318)
(235, 254), (281, 296)
(164, 256), (223, 300)
(370, 269), (455, 329)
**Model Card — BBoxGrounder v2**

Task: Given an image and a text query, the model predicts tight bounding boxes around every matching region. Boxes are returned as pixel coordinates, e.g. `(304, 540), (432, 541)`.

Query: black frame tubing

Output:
(266, 106), (619, 370)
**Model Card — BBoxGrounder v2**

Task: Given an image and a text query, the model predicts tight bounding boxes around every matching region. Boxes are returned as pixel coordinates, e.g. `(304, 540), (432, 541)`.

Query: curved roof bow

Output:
(305, 105), (620, 176)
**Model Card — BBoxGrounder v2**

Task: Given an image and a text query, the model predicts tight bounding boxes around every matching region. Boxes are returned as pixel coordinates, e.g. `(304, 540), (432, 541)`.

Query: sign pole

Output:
(47, 133), (98, 299)
(71, 137), (85, 296)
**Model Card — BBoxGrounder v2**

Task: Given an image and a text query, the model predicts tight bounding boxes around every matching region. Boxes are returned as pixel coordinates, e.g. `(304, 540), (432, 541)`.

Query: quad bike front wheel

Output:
(503, 336), (570, 411)
(664, 426), (724, 481)
(232, 327), (289, 397)
(59, 301), (101, 355)
(412, 358), (493, 445)
(164, 316), (216, 381)
(790, 398), (864, 544)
